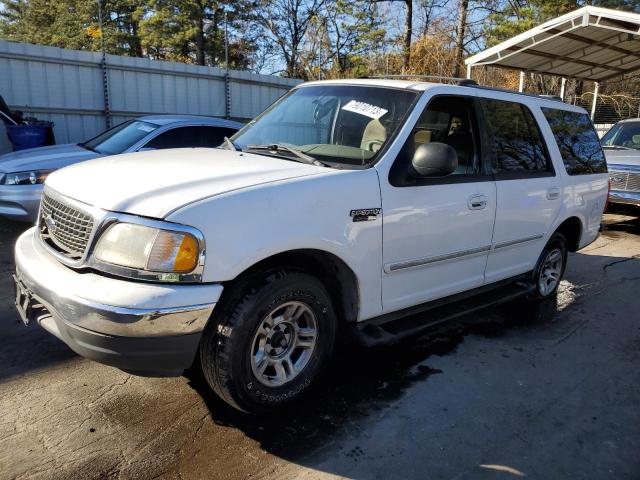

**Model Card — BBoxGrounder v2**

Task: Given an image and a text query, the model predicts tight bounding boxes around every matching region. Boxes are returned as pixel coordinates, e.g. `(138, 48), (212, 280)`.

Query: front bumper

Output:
(609, 190), (640, 207)
(0, 184), (42, 222)
(14, 227), (224, 376)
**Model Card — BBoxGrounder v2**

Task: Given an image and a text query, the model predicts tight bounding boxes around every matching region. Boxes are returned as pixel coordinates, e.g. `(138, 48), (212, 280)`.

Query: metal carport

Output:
(465, 6), (640, 119)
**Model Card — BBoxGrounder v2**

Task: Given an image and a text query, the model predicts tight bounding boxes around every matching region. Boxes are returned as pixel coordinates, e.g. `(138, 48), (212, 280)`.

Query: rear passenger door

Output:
(480, 97), (562, 283)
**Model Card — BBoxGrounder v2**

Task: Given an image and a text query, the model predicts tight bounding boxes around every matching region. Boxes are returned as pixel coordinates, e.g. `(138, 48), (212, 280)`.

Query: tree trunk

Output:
(129, 11), (143, 57)
(195, 14), (205, 66)
(403, 0), (412, 71)
(453, 0), (468, 78)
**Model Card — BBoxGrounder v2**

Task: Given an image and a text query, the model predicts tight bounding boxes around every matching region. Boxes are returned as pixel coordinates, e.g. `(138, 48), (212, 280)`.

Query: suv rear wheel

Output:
(199, 270), (337, 413)
(532, 232), (568, 299)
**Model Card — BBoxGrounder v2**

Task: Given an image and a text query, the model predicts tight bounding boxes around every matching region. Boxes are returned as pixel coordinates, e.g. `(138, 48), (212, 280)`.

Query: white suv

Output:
(13, 79), (608, 413)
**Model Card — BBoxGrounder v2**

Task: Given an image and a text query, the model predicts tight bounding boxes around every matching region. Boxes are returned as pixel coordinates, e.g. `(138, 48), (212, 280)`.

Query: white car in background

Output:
(13, 79), (608, 413)
(0, 115), (242, 221)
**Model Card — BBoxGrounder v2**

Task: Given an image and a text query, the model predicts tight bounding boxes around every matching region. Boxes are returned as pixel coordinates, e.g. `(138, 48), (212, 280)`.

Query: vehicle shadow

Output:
(184, 242), (640, 478)
(602, 211), (640, 236)
(0, 220), (77, 381)
(185, 297), (561, 466)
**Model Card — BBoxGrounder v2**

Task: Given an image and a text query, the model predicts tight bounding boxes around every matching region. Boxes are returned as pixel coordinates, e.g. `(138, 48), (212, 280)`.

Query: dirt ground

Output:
(0, 212), (639, 480)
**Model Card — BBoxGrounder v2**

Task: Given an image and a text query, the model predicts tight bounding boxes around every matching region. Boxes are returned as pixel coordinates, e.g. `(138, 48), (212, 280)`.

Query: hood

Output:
(0, 143), (102, 173)
(44, 148), (328, 218)
(604, 148), (640, 168)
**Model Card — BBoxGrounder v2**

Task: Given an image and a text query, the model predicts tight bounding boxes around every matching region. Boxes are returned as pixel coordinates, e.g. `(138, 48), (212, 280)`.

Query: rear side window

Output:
(541, 108), (607, 175)
(479, 99), (551, 176)
(202, 127), (239, 148)
(146, 126), (201, 149)
(145, 126), (239, 149)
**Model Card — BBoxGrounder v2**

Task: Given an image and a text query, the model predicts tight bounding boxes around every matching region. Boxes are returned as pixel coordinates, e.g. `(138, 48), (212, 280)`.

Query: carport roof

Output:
(465, 6), (640, 83)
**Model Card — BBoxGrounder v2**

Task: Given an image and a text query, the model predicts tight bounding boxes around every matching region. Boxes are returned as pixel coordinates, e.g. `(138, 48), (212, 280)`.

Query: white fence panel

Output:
(0, 40), (300, 154)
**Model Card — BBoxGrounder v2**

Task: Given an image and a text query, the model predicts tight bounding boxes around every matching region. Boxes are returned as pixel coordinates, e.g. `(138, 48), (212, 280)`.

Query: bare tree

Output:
(453, 0), (468, 78)
(256, 0), (326, 78)
(374, 0), (412, 70)
(416, 0), (447, 37)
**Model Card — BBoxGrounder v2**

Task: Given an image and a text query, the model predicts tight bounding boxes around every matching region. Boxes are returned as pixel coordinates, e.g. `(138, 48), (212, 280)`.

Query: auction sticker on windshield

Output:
(342, 100), (388, 119)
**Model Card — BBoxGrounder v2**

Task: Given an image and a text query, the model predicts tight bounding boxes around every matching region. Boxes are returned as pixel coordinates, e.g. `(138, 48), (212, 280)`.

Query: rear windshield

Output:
(541, 108), (607, 175)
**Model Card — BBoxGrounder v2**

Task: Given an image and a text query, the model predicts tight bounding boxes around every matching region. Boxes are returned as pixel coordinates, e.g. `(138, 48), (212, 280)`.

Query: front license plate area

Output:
(13, 274), (40, 326)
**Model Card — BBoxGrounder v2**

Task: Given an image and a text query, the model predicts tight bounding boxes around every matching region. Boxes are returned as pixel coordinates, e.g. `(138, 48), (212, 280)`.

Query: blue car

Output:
(602, 118), (640, 210)
(0, 115), (243, 221)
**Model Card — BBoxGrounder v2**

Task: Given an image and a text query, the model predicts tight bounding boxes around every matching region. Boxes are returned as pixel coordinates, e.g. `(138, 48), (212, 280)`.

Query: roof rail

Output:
(538, 94), (564, 102)
(369, 75), (477, 86)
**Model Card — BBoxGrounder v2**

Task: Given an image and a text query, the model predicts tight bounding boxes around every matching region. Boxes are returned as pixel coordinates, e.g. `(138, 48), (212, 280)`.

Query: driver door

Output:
(379, 94), (497, 313)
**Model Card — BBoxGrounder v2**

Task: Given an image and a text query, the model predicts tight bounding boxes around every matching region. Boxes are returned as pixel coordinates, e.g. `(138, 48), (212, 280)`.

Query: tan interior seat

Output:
(360, 119), (387, 152)
(414, 129), (432, 148)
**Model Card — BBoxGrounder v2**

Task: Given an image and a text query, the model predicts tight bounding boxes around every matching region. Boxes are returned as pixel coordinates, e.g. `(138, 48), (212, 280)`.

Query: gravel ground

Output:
(0, 213), (639, 480)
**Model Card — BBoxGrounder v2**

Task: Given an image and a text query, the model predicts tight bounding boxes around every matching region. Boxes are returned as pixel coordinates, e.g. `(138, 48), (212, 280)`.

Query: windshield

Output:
(601, 121), (640, 150)
(82, 120), (160, 155)
(230, 85), (419, 167)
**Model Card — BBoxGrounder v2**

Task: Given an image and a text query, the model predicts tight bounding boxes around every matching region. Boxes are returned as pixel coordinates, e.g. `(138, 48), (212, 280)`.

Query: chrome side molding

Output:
(386, 233), (545, 273)
(385, 245), (492, 273)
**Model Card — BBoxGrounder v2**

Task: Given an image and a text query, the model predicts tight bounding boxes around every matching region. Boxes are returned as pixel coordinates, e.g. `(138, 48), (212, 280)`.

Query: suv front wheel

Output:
(199, 270), (337, 413)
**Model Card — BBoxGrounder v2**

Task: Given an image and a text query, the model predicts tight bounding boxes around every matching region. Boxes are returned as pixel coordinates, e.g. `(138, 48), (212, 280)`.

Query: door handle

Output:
(547, 187), (560, 200)
(468, 194), (488, 210)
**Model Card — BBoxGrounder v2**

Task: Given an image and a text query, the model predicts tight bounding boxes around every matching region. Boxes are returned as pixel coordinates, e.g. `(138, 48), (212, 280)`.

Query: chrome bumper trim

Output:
(15, 264), (215, 336)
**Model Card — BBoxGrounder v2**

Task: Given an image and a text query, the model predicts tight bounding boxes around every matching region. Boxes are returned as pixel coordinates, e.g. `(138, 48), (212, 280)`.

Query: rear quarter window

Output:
(541, 108), (607, 175)
(479, 98), (551, 177)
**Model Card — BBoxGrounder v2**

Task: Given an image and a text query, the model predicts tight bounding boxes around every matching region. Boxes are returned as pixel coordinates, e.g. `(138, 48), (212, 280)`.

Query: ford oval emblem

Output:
(44, 214), (57, 233)
(610, 175), (625, 183)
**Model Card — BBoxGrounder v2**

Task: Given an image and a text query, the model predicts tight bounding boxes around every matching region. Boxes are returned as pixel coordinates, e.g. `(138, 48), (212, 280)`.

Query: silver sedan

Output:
(0, 115), (243, 222)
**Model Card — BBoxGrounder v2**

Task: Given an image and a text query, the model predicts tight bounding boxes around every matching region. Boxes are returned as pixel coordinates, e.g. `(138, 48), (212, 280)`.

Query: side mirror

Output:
(410, 142), (458, 177)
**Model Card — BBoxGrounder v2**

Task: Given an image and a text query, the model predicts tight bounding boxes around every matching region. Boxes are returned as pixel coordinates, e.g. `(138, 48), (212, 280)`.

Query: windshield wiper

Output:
(78, 142), (98, 153)
(245, 144), (329, 167)
(221, 136), (240, 151)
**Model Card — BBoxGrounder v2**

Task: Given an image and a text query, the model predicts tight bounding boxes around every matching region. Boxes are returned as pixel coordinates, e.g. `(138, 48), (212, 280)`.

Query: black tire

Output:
(199, 270), (337, 413)
(530, 232), (568, 300)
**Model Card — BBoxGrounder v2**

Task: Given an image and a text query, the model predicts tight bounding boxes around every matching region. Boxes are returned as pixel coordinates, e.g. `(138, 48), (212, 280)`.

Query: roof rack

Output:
(369, 75), (477, 86)
(367, 75), (567, 102)
(538, 94), (564, 102)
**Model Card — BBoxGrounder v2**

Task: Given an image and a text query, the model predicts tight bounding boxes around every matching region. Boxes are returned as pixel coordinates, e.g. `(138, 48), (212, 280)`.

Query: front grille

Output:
(609, 171), (640, 193)
(39, 193), (94, 259)
(627, 172), (640, 192)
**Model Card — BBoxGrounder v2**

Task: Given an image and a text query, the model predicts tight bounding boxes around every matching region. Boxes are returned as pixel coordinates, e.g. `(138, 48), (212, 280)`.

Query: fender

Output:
(167, 167), (385, 321)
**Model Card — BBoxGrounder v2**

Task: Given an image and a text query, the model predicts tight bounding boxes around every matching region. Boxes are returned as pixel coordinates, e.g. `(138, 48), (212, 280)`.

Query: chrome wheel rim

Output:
(538, 248), (563, 296)
(250, 301), (318, 387)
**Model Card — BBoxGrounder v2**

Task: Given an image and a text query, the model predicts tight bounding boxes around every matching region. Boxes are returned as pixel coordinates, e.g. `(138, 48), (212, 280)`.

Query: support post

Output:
(466, 64), (471, 80)
(560, 77), (566, 101)
(224, 11), (231, 120)
(519, 71), (525, 93)
(97, 0), (111, 129)
(591, 82), (599, 121)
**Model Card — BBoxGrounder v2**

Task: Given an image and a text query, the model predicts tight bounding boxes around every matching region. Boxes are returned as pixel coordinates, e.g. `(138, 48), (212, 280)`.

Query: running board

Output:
(352, 279), (535, 348)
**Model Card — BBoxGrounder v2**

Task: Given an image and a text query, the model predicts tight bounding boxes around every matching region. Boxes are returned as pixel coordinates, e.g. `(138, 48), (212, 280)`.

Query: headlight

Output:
(2, 170), (52, 185)
(93, 223), (201, 275)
